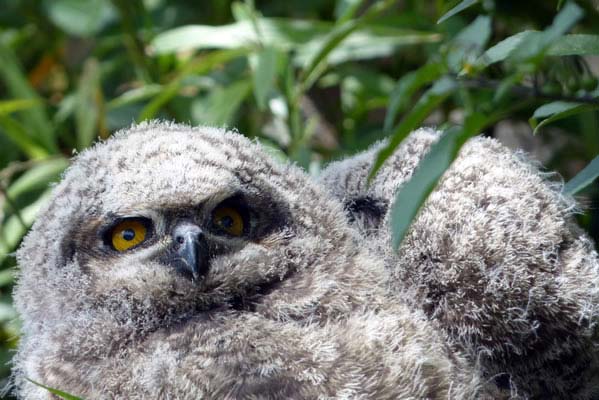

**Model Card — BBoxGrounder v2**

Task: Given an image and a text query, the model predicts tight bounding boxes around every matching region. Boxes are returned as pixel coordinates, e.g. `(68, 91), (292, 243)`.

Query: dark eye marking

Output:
(344, 196), (387, 222)
(343, 196), (388, 226)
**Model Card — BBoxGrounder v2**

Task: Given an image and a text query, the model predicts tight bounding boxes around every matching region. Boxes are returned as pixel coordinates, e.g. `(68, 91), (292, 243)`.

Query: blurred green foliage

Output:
(1, 0), (599, 395)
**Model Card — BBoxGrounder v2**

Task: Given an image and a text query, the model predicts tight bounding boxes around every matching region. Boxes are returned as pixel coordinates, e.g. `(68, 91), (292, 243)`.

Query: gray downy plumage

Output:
(11, 122), (481, 399)
(319, 128), (599, 399)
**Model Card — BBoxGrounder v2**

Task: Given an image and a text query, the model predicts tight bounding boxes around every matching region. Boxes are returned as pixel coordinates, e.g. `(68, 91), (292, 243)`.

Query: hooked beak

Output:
(172, 222), (208, 281)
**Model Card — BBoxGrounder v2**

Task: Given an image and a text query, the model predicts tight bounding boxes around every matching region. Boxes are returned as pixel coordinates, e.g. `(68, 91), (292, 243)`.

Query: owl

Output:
(11, 122), (481, 399)
(320, 128), (599, 398)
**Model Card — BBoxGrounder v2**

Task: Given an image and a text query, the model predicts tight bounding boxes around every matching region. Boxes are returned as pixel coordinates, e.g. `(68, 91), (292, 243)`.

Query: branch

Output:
(457, 76), (599, 105)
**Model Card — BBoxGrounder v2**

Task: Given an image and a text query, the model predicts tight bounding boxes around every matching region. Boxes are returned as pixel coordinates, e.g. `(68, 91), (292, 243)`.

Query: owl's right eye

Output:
(108, 218), (151, 252)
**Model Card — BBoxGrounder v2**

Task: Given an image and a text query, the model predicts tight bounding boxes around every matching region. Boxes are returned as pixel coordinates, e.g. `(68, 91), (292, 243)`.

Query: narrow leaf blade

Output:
(564, 155), (599, 195)
(335, 0), (365, 23)
(107, 84), (163, 109)
(529, 101), (599, 134)
(191, 80), (252, 126)
(0, 42), (56, 152)
(6, 157), (68, 202)
(25, 378), (84, 400)
(0, 190), (53, 265)
(0, 116), (49, 159)
(390, 126), (470, 249)
(300, 0), (395, 89)
(477, 31), (538, 68)
(75, 59), (102, 150)
(44, 0), (115, 37)
(438, 0), (479, 24)
(548, 34), (599, 56)
(0, 99), (40, 116)
(370, 76), (457, 180)
(389, 113), (487, 249)
(384, 63), (444, 131)
(251, 46), (278, 110)
(508, 1), (584, 62)
(139, 49), (247, 121)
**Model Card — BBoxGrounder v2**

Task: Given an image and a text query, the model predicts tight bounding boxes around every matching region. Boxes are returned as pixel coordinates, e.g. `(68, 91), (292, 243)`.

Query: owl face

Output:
(16, 122), (352, 340)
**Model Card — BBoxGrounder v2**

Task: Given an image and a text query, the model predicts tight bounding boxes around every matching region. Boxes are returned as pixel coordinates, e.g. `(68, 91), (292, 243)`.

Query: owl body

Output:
(321, 128), (599, 398)
(12, 122), (479, 399)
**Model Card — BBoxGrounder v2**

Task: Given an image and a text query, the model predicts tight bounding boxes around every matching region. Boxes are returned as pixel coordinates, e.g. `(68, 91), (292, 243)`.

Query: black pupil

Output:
(220, 215), (234, 229)
(122, 229), (136, 241)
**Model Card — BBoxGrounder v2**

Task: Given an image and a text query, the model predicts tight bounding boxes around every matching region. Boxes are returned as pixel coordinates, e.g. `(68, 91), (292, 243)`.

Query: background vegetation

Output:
(1, 0), (599, 396)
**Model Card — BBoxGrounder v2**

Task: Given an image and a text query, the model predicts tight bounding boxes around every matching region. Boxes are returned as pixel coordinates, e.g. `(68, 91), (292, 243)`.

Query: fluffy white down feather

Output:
(320, 127), (599, 399)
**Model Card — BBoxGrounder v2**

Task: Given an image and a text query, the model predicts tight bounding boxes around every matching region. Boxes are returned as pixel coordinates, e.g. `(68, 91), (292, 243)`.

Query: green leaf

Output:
(139, 49), (248, 121)
(231, 1), (254, 23)
(0, 99), (40, 116)
(548, 1), (584, 35)
(478, 29), (595, 69)
(5, 157), (68, 202)
(337, 65), (395, 117)
(151, 19), (300, 53)
(0, 302), (16, 323)
(0, 116), (49, 159)
(335, 0), (365, 23)
(0, 269), (14, 288)
(231, 1), (264, 45)
(0, 42), (56, 153)
(477, 31), (537, 67)
(150, 18), (440, 67)
(384, 63), (445, 131)
(107, 84), (163, 109)
(548, 34), (599, 56)
(564, 155), (599, 195)
(370, 76), (457, 180)
(300, 0), (396, 90)
(294, 25), (441, 68)
(75, 59), (102, 150)
(25, 378), (84, 400)
(43, 0), (116, 37)
(251, 46), (279, 110)
(54, 94), (77, 124)
(492, 72), (525, 104)
(389, 113), (487, 250)
(529, 101), (599, 134)
(389, 126), (472, 249)
(0, 190), (52, 265)
(508, 1), (584, 62)
(191, 80), (252, 126)
(437, 0), (479, 24)
(453, 15), (492, 50)
(449, 15), (492, 73)
(256, 137), (290, 164)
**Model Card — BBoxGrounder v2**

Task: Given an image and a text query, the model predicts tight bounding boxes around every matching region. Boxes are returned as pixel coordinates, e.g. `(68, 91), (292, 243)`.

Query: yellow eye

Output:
(111, 219), (148, 251)
(212, 206), (245, 236)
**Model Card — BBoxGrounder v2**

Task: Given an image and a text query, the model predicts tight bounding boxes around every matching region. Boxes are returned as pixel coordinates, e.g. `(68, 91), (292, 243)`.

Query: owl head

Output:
(14, 122), (360, 360)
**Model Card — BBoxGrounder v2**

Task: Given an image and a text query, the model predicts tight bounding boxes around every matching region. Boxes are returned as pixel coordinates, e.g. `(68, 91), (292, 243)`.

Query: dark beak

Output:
(172, 222), (208, 281)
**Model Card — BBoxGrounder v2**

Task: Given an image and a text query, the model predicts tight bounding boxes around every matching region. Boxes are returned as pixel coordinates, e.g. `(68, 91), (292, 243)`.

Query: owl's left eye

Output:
(109, 219), (150, 251)
(212, 206), (246, 237)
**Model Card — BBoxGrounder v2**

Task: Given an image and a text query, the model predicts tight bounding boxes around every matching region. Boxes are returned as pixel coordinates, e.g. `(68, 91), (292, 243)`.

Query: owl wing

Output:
(320, 128), (599, 398)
